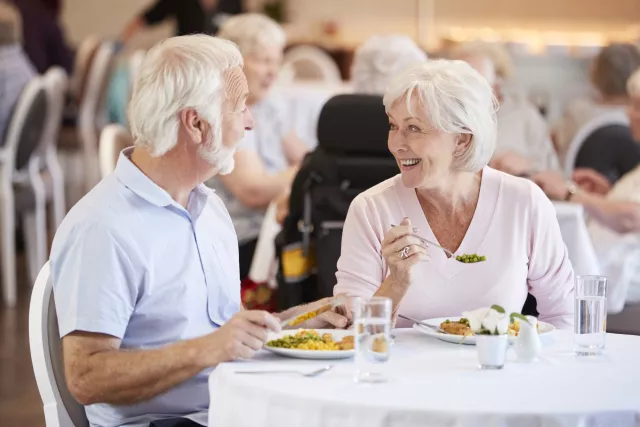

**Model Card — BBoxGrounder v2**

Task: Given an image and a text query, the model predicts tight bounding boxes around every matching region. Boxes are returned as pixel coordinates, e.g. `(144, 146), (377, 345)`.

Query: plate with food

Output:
(413, 317), (556, 345)
(265, 329), (355, 359)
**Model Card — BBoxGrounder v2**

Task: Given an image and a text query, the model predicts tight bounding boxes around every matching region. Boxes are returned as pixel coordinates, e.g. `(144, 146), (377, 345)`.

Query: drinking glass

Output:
(574, 275), (608, 355)
(353, 297), (392, 383)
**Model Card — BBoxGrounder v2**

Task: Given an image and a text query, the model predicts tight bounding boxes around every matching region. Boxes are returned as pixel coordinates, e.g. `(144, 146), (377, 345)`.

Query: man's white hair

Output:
(352, 35), (427, 95)
(627, 68), (640, 97)
(217, 13), (286, 56)
(128, 35), (243, 157)
(383, 60), (498, 173)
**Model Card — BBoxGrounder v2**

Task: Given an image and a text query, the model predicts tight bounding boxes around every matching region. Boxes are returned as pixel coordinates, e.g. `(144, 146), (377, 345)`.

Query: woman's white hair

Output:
(128, 35), (243, 157)
(383, 60), (498, 173)
(352, 35), (427, 95)
(627, 68), (640, 97)
(217, 13), (286, 56)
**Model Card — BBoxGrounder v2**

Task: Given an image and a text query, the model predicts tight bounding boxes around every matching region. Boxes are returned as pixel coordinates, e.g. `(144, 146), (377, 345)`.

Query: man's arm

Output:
(63, 310), (280, 406)
(281, 130), (309, 167)
(120, 0), (173, 44)
(219, 150), (297, 209)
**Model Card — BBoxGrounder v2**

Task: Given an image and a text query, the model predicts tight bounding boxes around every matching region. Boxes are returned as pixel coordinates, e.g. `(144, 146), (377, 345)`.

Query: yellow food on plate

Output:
(440, 318), (474, 336)
(507, 320), (540, 337)
(267, 329), (353, 351)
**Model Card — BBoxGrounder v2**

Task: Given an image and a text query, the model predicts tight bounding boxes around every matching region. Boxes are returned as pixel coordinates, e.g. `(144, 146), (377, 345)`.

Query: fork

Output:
(389, 224), (455, 257)
(398, 314), (444, 332)
(234, 365), (334, 377)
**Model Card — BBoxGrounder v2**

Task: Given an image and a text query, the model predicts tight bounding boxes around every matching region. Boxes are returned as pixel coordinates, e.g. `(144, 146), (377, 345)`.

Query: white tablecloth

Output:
(209, 329), (640, 427)
(553, 202), (601, 276)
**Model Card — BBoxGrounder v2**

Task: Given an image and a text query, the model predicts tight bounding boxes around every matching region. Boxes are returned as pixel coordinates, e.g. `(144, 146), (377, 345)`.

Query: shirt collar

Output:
(114, 148), (210, 212)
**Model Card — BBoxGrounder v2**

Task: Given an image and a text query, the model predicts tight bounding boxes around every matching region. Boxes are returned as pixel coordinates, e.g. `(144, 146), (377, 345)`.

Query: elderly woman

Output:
(334, 60), (574, 329)
(452, 42), (559, 176)
(212, 13), (309, 279)
(553, 43), (640, 179)
(534, 68), (640, 314)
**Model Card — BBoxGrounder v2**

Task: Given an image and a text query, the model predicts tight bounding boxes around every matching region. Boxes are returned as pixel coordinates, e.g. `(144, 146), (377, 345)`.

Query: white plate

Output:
(264, 329), (355, 359)
(412, 317), (556, 345)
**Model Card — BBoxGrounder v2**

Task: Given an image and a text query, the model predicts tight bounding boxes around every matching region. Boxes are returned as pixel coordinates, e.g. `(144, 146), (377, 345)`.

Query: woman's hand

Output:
(572, 168), (611, 195)
(381, 218), (430, 288)
(532, 171), (571, 200)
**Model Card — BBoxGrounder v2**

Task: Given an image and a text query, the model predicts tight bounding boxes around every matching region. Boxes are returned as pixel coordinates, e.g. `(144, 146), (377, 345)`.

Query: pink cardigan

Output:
(334, 167), (575, 329)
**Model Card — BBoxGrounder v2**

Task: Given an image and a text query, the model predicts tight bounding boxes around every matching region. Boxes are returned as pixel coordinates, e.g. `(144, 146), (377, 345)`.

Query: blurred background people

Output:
(211, 13), (308, 280)
(553, 43), (640, 178)
(351, 34), (427, 95)
(9, 0), (74, 74)
(120, 0), (243, 44)
(452, 41), (560, 176)
(0, 1), (37, 139)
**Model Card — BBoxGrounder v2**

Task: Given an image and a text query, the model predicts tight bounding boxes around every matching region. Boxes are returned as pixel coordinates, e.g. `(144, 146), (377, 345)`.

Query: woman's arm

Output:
(282, 130), (310, 167)
(526, 184), (575, 329)
(572, 191), (640, 234)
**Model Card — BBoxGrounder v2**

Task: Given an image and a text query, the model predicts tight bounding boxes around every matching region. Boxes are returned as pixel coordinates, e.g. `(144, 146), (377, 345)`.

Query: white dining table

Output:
(552, 201), (601, 276)
(208, 328), (640, 427)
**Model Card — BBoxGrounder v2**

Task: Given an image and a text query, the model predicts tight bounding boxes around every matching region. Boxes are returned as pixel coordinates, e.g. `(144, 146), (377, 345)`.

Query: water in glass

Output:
(353, 297), (391, 383)
(575, 295), (607, 355)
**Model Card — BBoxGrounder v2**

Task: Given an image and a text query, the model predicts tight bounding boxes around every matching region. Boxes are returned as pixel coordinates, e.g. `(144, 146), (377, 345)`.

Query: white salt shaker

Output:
(515, 315), (541, 363)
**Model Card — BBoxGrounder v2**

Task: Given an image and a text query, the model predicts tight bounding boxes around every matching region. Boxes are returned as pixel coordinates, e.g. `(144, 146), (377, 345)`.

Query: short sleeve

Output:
(51, 223), (138, 339)
(334, 195), (385, 299)
(526, 184), (575, 329)
(142, 0), (175, 25)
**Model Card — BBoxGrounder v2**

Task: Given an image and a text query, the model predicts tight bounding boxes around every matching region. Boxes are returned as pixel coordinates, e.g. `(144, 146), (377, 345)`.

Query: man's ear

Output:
(180, 109), (204, 145)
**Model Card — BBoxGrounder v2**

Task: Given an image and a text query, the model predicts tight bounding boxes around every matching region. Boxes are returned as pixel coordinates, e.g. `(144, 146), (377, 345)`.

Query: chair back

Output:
(282, 46), (342, 84)
(128, 50), (146, 94)
(29, 262), (89, 427)
(99, 124), (132, 178)
(72, 36), (100, 104)
(41, 68), (69, 156)
(78, 41), (116, 189)
(3, 78), (48, 173)
(563, 109), (629, 178)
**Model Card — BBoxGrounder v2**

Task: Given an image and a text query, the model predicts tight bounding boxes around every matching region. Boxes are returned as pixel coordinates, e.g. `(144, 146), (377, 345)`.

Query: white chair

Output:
(282, 46), (342, 85)
(98, 124), (132, 178)
(41, 67), (69, 231)
(29, 262), (89, 427)
(563, 109), (629, 179)
(77, 41), (115, 192)
(128, 49), (146, 95)
(248, 201), (282, 288)
(1, 78), (49, 306)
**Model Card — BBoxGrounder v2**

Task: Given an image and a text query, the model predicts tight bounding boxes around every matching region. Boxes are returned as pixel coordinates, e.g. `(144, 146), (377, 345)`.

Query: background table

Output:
(209, 329), (640, 427)
(553, 202), (601, 276)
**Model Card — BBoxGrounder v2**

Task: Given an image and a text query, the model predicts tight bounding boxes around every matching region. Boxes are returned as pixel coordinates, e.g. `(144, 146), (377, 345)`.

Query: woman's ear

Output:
(454, 133), (473, 156)
(180, 109), (204, 145)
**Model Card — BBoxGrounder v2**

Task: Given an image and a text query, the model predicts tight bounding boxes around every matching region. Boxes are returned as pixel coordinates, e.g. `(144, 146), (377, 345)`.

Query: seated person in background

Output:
(533, 68), (640, 314)
(452, 42), (560, 176)
(275, 34), (427, 224)
(553, 43), (640, 168)
(334, 60), (574, 329)
(0, 2), (37, 140)
(120, 0), (242, 43)
(11, 0), (74, 74)
(51, 35), (346, 427)
(351, 34), (427, 95)
(212, 13), (309, 279)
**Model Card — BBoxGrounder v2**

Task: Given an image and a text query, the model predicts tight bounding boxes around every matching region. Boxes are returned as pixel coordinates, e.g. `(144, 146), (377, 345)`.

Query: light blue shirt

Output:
(50, 148), (241, 427)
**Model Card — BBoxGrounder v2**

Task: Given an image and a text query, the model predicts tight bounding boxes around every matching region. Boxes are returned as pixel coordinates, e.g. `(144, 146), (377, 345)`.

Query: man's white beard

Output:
(199, 136), (236, 175)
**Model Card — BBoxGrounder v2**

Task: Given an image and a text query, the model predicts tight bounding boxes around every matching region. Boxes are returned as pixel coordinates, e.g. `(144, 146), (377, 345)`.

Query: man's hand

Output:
(531, 171), (571, 200)
(572, 168), (611, 195)
(194, 310), (281, 367)
(278, 297), (350, 330)
(490, 151), (536, 177)
(275, 191), (290, 225)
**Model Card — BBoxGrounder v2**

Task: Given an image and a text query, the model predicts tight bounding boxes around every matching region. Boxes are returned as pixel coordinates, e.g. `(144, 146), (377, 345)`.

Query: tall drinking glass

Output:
(574, 275), (608, 355)
(353, 297), (392, 383)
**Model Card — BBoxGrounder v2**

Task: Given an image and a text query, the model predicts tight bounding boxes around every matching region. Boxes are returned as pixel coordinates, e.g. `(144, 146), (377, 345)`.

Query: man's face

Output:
(243, 45), (283, 104)
(197, 67), (253, 175)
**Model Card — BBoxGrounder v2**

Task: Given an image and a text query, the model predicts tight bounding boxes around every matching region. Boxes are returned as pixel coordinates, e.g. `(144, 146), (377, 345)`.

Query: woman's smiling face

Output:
(387, 95), (461, 189)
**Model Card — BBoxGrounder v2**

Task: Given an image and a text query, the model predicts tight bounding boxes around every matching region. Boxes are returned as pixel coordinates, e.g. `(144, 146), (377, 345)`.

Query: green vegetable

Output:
(455, 253), (487, 263)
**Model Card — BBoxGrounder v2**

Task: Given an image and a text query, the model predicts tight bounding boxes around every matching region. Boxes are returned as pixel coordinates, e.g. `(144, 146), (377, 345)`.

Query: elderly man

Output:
(453, 42), (560, 176)
(0, 2), (37, 139)
(50, 35), (345, 427)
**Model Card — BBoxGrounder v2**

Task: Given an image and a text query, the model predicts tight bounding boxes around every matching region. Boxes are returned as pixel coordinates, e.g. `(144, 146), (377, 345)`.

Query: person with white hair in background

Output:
(213, 13), (309, 280)
(452, 41), (560, 176)
(334, 60), (574, 329)
(533, 68), (640, 315)
(50, 35), (346, 427)
(351, 34), (427, 95)
(0, 1), (37, 139)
